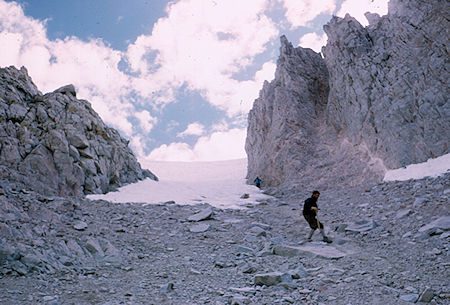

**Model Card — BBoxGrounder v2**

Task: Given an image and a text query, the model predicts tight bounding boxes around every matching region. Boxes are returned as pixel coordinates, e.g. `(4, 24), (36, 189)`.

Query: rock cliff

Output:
(324, 0), (449, 169)
(246, 0), (449, 192)
(0, 66), (157, 197)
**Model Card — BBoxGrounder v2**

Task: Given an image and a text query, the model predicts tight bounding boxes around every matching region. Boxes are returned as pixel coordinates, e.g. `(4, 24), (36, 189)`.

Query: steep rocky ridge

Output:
(246, 0), (449, 192)
(0, 66), (156, 197)
(324, 0), (449, 169)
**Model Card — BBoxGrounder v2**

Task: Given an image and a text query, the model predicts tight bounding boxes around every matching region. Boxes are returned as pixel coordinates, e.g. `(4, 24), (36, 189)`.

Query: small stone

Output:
(189, 223), (210, 233)
(187, 207), (213, 222)
(419, 216), (450, 232)
(298, 289), (312, 294)
(417, 287), (434, 302)
(249, 226), (266, 236)
(161, 282), (174, 293)
(400, 294), (419, 303)
(241, 264), (257, 274)
(254, 272), (283, 286)
(73, 221), (88, 231)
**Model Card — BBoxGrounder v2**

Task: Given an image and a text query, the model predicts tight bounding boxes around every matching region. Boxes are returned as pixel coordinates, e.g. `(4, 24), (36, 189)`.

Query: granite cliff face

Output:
(0, 66), (157, 197)
(246, 0), (449, 191)
(246, 37), (329, 188)
(324, 0), (449, 169)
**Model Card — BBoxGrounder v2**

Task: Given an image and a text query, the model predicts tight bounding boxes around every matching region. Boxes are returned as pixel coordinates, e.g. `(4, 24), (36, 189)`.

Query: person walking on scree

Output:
(303, 190), (332, 243)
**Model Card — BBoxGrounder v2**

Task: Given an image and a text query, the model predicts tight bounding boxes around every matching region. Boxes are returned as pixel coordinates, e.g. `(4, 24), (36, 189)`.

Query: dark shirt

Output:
(303, 197), (318, 216)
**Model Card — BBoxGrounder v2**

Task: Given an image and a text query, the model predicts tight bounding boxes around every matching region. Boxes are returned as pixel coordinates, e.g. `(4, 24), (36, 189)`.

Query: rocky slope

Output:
(246, 0), (449, 192)
(0, 170), (448, 304)
(0, 66), (157, 197)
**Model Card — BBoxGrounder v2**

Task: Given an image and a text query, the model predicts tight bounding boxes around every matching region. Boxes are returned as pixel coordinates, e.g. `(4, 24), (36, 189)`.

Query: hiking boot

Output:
(322, 236), (332, 243)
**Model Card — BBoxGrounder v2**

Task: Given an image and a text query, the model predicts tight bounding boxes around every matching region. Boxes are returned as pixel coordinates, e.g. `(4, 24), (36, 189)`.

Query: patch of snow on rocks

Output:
(384, 153), (450, 182)
(87, 158), (272, 208)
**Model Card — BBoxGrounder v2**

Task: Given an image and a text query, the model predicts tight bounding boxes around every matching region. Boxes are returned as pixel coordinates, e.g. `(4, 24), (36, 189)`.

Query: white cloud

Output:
(177, 122), (205, 137)
(0, 1), (138, 137)
(299, 32), (327, 53)
(134, 110), (158, 133)
(126, 0), (278, 117)
(337, 0), (389, 26)
(279, 0), (336, 28)
(148, 128), (247, 161)
(0, 0), (337, 163)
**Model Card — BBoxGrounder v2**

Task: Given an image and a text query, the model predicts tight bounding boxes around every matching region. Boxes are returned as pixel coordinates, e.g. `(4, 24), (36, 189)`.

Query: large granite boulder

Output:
(0, 66), (157, 197)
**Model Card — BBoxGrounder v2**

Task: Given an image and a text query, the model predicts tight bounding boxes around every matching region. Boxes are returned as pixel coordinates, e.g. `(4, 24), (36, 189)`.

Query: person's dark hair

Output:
(312, 190), (320, 195)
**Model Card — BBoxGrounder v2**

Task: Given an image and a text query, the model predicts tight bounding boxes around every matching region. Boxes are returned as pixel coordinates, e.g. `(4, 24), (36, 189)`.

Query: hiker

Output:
(254, 176), (261, 188)
(303, 190), (332, 243)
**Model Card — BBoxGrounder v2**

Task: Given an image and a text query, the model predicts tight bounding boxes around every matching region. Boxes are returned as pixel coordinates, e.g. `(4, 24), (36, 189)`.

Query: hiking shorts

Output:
(303, 213), (323, 230)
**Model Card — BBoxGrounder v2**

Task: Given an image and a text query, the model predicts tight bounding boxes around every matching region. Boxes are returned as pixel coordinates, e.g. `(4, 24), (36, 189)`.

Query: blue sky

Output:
(0, 0), (388, 161)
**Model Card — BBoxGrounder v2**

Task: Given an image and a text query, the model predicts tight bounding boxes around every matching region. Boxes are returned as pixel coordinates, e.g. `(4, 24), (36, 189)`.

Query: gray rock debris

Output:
(0, 66), (157, 197)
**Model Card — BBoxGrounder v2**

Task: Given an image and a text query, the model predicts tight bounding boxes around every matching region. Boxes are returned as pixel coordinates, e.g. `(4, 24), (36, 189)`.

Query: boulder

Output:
(187, 207), (213, 222)
(254, 272), (283, 286)
(345, 219), (378, 233)
(273, 244), (346, 259)
(418, 216), (450, 233)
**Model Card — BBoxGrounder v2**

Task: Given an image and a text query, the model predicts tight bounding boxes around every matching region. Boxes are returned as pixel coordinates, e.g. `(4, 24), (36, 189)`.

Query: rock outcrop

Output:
(246, 0), (449, 191)
(324, 0), (449, 169)
(0, 66), (157, 197)
(246, 36), (330, 189)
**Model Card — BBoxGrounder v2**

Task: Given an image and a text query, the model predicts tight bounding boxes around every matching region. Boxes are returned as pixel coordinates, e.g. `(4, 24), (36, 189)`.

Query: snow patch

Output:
(87, 158), (271, 209)
(383, 153), (450, 182)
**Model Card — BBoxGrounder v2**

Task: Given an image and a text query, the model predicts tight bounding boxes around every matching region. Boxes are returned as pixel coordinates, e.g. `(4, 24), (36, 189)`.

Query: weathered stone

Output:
(417, 287), (434, 302)
(85, 237), (104, 256)
(345, 219), (377, 233)
(273, 244), (346, 259)
(187, 207), (213, 222)
(189, 223), (210, 233)
(248, 226), (266, 236)
(73, 221), (88, 231)
(418, 216), (450, 232)
(254, 272), (283, 286)
(399, 294), (419, 303)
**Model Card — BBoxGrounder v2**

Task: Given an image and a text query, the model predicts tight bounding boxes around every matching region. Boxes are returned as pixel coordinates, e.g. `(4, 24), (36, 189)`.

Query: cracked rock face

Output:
(246, 0), (449, 191)
(0, 66), (157, 197)
(323, 0), (449, 169)
(245, 36), (330, 189)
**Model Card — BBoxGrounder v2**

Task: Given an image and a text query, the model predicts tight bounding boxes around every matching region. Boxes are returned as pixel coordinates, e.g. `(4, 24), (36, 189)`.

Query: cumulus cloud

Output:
(279, 0), (336, 28)
(134, 110), (158, 133)
(126, 0), (278, 117)
(147, 128), (247, 161)
(0, 0), (350, 162)
(177, 122), (205, 137)
(299, 32), (327, 53)
(0, 1), (136, 136)
(337, 0), (389, 26)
